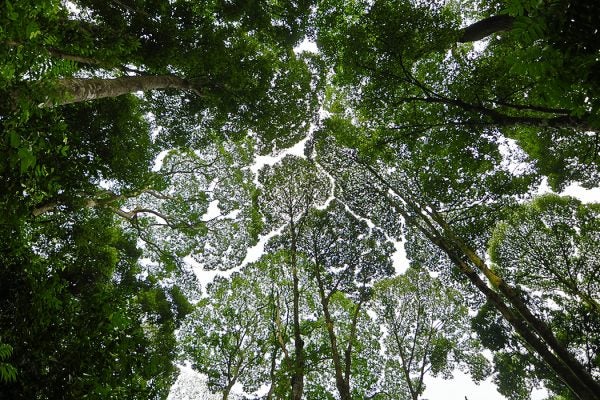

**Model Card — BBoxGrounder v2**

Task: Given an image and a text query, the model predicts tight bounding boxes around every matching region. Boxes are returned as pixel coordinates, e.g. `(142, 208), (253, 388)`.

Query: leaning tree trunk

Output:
(360, 162), (600, 400)
(458, 15), (515, 42)
(43, 75), (198, 107)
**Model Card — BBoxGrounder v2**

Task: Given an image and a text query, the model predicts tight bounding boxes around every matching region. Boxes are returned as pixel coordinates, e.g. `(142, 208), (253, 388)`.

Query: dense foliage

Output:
(1, 0), (599, 399)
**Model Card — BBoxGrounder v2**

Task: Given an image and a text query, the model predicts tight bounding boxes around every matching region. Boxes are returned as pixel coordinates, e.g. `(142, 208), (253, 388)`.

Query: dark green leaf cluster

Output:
(0, 210), (179, 399)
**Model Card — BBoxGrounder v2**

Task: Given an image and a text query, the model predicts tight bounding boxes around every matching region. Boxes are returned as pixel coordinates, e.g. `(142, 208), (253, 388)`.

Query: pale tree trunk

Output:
(44, 75), (198, 107)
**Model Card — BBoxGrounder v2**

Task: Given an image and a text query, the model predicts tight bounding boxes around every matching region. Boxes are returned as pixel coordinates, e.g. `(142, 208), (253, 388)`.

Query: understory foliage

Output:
(1, 0), (599, 400)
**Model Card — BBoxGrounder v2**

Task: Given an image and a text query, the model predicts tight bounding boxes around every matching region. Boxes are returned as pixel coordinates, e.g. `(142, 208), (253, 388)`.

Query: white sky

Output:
(167, 35), (600, 400)
(170, 111), (600, 400)
(171, 134), (600, 400)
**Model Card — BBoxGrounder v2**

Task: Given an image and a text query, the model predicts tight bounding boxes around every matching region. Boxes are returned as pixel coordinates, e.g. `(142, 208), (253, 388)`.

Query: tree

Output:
(0, 209), (180, 399)
(314, 126), (600, 400)
(258, 155), (330, 400)
(490, 194), (600, 314)
(298, 201), (395, 400)
(3, 0), (318, 146)
(1, 0), (320, 237)
(181, 269), (273, 400)
(316, 0), (600, 189)
(482, 194), (600, 399)
(1, 2), (319, 398)
(117, 139), (260, 272)
(372, 267), (490, 400)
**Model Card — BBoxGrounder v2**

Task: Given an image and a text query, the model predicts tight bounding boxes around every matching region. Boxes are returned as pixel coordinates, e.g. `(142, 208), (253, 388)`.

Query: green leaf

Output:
(0, 343), (13, 360)
(18, 147), (36, 173)
(9, 131), (20, 148)
(0, 363), (17, 383)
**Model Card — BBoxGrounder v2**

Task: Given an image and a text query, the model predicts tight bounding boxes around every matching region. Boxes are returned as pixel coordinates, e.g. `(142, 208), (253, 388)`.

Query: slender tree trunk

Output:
(425, 219), (600, 400)
(427, 210), (600, 399)
(458, 15), (516, 43)
(43, 75), (198, 107)
(400, 95), (594, 131)
(289, 220), (305, 400)
(222, 383), (233, 400)
(314, 266), (352, 400)
(437, 239), (599, 400)
(266, 346), (278, 400)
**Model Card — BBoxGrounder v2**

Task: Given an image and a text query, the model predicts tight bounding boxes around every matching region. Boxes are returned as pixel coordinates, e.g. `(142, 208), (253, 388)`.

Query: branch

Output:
(492, 100), (571, 115)
(458, 15), (516, 43)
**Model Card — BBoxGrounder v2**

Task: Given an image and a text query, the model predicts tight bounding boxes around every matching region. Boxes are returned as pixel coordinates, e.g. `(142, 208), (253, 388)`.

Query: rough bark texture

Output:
(46, 75), (197, 106)
(458, 15), (516, 42)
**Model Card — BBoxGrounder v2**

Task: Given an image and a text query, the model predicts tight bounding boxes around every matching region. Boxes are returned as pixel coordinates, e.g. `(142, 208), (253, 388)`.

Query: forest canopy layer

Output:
(0, 0), (598, 399)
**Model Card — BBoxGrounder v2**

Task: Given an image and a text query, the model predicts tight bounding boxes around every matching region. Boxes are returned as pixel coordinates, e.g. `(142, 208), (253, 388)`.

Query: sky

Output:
(168, 130), (600, 400)
(37, 4), (597, 399)
(166, 38), (600, 400)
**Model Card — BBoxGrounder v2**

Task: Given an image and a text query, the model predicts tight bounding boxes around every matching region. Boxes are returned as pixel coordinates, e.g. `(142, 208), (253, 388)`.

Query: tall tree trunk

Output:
(423, 220), (600, 400)
(43, 75), (198, 107)
(458, 15), (516, 43)
(438, 239), (599, 400)
(266, 346), (279, 400)
(314, 266), (352, 400)
(289, 220), (305, 400)
(427, 210), (600, 399)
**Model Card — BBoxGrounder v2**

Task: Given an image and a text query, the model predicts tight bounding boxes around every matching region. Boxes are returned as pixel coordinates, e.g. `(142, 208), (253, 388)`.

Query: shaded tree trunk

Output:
(458, 15), (516, 43)
(314, 265), (352, 400)
(222, 383), (234, 400)
(266, 346), (278, 400)
(290, 219), (305, 400)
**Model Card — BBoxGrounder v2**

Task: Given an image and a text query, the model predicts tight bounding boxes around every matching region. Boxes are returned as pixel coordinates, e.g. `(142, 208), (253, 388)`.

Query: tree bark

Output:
(396, 95), (595, 132)
(222, 383), (233, 400)
(43, 75), (198, 107)
(289, 219), (305, 400)
(458, 15), (516, 43)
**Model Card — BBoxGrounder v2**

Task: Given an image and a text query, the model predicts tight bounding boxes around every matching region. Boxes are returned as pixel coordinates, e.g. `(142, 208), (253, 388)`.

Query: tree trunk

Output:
(222, 383), (233, 400)
(314, 266), (352, 400)
(44, 75), (198, 107)
(266, 346), (278, 400)
(424, 217), (600, 400)
(441, 241), (600, 400)
(458, 15), (516, 43)
(290, 220), (305, 400)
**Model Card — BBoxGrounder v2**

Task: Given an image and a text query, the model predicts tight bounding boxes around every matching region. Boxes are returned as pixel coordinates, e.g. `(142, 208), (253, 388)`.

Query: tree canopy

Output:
(1, 0), (599, 399)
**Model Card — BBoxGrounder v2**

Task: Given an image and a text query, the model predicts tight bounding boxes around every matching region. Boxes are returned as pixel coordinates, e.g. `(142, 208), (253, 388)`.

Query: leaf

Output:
(9, 131), (20, 148)
(0, 343), (13, 360)
(18, 147), (36, 173)
(0, 363), (17, 383)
